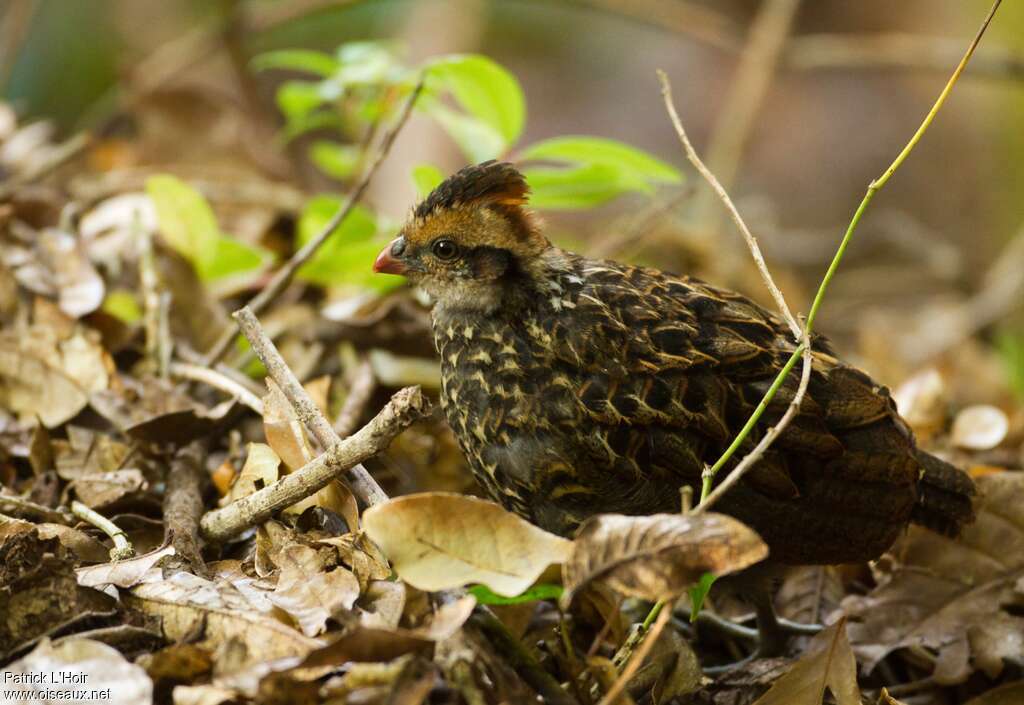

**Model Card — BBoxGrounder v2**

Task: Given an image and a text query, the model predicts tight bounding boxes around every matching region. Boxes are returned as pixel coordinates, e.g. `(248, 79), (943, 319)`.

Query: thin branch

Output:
(169, 361), (265, 414)
(659, 69), (801, 339)
(596, 601), (672, 705)
(693, 335), (812, 515)
(202, 80), (425, 366)
(233, 306), (401, 507)
(71, 500), (135, 560)
(334, 359), (377, 438)
(690, 0), (1001, 505)
(200, 386), (427, 542)
(162, 441), (209, 576)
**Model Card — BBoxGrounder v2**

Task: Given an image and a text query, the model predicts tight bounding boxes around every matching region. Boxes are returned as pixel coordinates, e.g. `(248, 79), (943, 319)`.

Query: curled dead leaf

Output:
(561, 512), (768, 607)
(76, 543), (176, 589)
(363, 492), (572, 596)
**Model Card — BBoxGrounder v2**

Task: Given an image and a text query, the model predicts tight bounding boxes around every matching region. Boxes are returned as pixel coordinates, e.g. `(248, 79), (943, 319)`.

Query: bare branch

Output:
(169, 361), (265, 415)
(162, 441), (209, 576)
(692, 334), (812, 515)
(659, 69), (801, 338)
(233, 306), (406, 507)
(71, 500), (135, 560)
(203, 80), (425, 366)
(200, 386), (427, 542)
(334, 359), (377, 438)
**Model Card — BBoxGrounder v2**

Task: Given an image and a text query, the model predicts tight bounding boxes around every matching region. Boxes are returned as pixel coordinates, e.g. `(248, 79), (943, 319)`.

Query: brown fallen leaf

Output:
(126, 570), (321, 665)
(561, 512), (768, 606)
(750, 618), (860, 705)
(363, 492), (572, 596)
(70, 467), (147, 508)
(0, 321), (111, 427)
(5, 637), (153, 703)
(844, 472), (1024, 681)
(267, 543), (360, 637)
(76, 543), (176, 588)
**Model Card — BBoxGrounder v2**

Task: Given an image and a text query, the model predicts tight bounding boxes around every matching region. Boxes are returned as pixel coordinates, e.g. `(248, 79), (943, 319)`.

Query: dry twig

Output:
(169, 361), (265, 414)
(596, 604), (672, 705)
(200, 385), (427, 542)
(203, 80), (425, 366)
(334, 359), (377, 438)
(162, 441), (209, 576)
(71, 500), (135, 560)
(233, 306), (413, 507)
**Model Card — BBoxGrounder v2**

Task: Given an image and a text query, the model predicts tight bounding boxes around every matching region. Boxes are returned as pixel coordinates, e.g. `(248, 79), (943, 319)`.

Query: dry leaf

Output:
(0, 324), (110, 427)
(262, 378), (314, 471)
(845, 473), (1024, 678)
(750, 618), (860, 705)
(224, 443), (280, 505)
(5, 637), (153, 703)
(127, 570), (321, 665)
(892, 368), (947, 437)
(70, 468), (146, 508)
(76, 543), (176, 588)
(951, 404), (1009, 450)
(562, 512), (768, 606)
(363, 492), (572, 596)
(267, 544), (360, 637)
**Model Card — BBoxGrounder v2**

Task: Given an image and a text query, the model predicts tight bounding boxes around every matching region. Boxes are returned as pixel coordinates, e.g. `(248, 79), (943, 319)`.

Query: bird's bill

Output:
(373, 239), (407, 275)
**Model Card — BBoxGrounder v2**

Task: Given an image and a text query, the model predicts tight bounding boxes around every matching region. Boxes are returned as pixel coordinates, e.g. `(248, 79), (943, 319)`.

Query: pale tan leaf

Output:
(172, 684), (238, 705)
(892, 368), (947, 437)
(127, 571), (320, 665)
(562, 512), (768, 606)
(6, 637), (153, 703)
(70, 468), (146, 508)
(266, 544), (360, 637)
(751, 618), (860, 705)
(224, 443), (280, 505)
(262, 378), (314, 472)
(77, 543), (176, 588)
(317, 531), (390, 589)
(363, 492), (572, 596)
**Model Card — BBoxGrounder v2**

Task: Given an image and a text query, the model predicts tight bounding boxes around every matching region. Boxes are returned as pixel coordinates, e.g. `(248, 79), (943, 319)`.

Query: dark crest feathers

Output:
(414, 160), (529, 218)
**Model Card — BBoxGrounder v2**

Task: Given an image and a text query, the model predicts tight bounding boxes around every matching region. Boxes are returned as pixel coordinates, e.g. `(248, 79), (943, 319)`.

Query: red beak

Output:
(373, 238), (408, 275)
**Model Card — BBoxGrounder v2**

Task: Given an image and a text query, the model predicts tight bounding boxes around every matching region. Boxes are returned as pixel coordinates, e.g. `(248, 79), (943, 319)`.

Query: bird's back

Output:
(433, 250), (974, 564)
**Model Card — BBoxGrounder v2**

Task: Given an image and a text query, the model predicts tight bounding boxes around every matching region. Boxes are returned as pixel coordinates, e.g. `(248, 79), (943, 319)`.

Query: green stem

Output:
(696, 0), (1001, 505)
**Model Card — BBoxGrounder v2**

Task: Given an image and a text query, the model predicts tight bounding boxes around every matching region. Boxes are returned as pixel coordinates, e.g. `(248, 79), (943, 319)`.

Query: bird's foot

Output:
(697, 611), (823, 673)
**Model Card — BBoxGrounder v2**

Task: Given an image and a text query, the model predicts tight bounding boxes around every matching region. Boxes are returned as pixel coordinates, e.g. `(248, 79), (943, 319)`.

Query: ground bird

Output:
(373, 160), (975, 659)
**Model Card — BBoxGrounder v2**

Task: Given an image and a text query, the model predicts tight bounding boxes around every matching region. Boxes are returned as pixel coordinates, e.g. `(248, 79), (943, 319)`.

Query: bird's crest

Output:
(414, 160), (529, 218)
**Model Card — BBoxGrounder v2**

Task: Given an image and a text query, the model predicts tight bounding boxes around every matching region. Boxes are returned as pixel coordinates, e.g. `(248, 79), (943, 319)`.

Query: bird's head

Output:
(373, 161), (550, 311)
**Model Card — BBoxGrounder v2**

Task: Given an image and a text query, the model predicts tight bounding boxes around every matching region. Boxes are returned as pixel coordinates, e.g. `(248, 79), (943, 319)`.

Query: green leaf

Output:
(295, 197), (398, 292)
(146, 175), (271, 283)
(424, 54), (525, 146)
(276, 81), (325, 121)
(146, 174), (220, 272)
(102, 290), (141, 324)
(410, 163), (445, 198)
(251, 49), (339, 77)
(689, 572), (718, 622)
(521, 135), (681, 184)
(469, 583), (563, 605)
(523, 164), (647, 210)
(426, 102), (507, 162)
(203, 235), (272, 282)
(309, 141), (360, 180)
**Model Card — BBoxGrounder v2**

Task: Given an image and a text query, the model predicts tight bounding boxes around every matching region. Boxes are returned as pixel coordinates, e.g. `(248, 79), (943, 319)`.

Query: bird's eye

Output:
(431, 238), (459, 261)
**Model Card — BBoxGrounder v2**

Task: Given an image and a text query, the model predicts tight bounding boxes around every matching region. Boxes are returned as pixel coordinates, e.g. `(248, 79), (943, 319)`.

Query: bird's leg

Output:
(699, 589), (824, 673)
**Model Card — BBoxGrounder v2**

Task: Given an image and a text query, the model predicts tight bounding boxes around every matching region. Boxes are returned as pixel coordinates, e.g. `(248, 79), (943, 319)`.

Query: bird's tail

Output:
(911, 450), (976, 536)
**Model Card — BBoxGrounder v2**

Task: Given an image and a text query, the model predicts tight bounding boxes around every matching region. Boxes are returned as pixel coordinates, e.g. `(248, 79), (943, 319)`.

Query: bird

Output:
(372, 160), (975, 657)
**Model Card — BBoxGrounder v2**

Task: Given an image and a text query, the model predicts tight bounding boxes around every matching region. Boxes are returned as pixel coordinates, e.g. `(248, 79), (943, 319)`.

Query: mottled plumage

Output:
(375, 161), (975, 566)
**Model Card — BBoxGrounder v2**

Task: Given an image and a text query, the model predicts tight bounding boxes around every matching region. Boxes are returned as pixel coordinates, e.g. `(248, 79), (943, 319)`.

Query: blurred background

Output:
(2, 0), (1022, 426)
